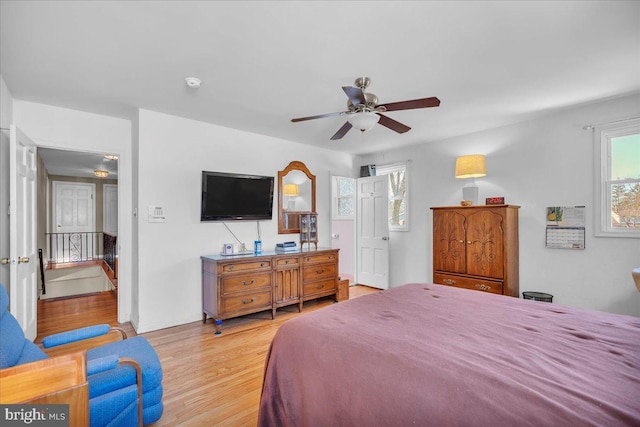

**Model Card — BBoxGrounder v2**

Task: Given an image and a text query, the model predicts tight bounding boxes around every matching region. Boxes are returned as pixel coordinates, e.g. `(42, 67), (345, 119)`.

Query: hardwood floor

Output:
(36, 285), (380, 426)
(36, 290), (133, 340)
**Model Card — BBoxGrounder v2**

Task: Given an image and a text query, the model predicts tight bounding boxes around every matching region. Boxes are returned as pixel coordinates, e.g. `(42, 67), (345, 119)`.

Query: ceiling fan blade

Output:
(330, 122), (353, 140)
(377, 113), (411, 134)
(291, 111), (344, 122)
(378, 97), (440, 112)
(342, 86), (366, 106)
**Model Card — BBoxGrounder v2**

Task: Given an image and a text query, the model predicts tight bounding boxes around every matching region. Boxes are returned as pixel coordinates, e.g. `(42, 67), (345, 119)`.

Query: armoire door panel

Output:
(465, 210), (504, 279)
(433, 210), (466, 274)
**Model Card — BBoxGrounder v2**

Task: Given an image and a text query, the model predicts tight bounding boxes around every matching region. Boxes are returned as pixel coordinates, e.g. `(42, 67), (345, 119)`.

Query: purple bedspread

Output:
(258, 283), (640, 426)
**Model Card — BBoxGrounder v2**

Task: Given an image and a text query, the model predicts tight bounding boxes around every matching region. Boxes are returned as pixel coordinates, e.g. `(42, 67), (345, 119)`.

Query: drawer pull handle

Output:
(306, 257), (311, 261)
(442, 279), (456, 285)
(242, 298), (255, 304)
(241, 279), (255, 286)
(475, 284), (491, 291)
(260, 263), (265, 267)
(316, 269), (325, 274)
(285, 260), (289, 264)
(229, 266), (234, 271)
(316, 284), (325, 289)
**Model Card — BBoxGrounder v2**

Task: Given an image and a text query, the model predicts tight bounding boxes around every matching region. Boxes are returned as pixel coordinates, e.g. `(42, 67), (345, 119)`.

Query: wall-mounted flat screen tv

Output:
(201, 171), (274, 221)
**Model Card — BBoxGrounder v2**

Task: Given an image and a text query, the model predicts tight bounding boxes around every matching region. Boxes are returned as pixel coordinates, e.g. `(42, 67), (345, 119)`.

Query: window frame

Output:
(331, 175), (355, 220)
(375, 162), (410, 232)
(594, 119), (640, 238)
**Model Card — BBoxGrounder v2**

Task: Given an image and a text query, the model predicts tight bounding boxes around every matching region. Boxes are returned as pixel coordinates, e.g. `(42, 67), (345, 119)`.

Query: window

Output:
(332, 176), (355, 219)
(375, 162), (409, 231)
(595, 120), (640, 237)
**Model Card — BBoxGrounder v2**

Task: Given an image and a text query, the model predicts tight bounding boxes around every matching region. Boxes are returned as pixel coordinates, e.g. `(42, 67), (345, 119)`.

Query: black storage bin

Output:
(522, 291), (553, 302)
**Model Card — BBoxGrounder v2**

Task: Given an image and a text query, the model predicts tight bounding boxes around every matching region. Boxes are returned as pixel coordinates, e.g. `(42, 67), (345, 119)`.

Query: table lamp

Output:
(284, 184), (299, 211)
(455, 154), (487, 205)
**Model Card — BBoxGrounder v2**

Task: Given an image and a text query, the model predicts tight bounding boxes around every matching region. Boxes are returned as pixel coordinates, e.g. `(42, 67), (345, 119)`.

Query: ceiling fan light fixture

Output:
(94, 169), (109, 178)
(291, 77), (439, 140)
(348, 112), (380, 132)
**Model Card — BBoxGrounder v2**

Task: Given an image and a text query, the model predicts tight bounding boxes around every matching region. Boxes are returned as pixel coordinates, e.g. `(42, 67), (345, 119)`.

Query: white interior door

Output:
(356, 175), (389, 289)
(53, 182), (95, 234)
(52, 182), (95, 262)
(103, 184), (118, 234)
(0, 129), (9, 289)
(9, 125), (38, 340)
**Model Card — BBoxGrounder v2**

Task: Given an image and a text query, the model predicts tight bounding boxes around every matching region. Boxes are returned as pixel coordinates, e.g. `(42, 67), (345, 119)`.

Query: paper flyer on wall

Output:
(545, 206), (586, 249)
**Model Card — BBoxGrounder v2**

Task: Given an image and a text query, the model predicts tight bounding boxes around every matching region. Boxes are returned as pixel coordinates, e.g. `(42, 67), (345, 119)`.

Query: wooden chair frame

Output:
(1, 327), (143, 427)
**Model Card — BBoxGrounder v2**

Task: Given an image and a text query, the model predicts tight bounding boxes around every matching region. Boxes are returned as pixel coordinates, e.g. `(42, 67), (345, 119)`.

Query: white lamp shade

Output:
(348, 112), (380, 132)
(455, 154), (487, 178)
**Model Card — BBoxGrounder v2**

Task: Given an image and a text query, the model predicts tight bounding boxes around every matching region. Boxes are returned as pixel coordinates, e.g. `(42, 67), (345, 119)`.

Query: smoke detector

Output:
(185, 77), (202, 88)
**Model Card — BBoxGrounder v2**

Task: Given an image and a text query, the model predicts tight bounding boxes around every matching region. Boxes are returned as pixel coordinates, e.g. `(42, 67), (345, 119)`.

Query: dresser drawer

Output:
(222, 272), (271, 293)
(434, 273), (503, 295)
(302, 263), (336, 283)
(301, 252), (337, 265)
(222, 290), (272, 313)
(275, 256), (299, 268)
(303, 279), (337, 296)
(221, 259), (271, 274)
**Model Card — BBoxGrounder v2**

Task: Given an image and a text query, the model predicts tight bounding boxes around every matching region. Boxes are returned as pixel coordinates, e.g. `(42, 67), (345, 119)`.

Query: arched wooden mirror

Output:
(278, 161), (316, 234)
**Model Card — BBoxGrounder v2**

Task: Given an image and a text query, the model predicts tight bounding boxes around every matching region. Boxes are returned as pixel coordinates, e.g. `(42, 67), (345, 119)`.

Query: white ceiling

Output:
(38, 148), (118, 179)
(2, 1), (639, 159)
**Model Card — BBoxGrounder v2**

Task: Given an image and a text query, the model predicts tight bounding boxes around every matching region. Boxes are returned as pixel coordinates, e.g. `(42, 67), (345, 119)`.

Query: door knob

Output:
(382, 236), (389, 241)
(1, 258), (10, 265)
(18, 257), (30, 264)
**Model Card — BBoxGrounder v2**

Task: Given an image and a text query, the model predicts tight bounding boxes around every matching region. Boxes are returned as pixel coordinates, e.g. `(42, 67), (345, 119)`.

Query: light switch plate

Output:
(148, 205), (165, 223)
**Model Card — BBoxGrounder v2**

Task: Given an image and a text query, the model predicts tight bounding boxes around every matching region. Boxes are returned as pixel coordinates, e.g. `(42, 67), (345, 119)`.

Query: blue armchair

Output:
(0, 284), (163, 426)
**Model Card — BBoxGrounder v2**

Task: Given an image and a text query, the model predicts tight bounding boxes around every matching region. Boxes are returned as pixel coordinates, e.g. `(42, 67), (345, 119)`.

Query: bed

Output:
(258, 283), (640, 426)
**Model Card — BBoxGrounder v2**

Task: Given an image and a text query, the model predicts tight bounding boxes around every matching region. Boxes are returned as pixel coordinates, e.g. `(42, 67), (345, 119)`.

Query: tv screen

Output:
(201, 171), (274, 221)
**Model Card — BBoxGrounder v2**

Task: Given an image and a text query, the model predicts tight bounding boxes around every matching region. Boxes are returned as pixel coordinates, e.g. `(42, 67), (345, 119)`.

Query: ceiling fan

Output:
(291, 77), (440, 140)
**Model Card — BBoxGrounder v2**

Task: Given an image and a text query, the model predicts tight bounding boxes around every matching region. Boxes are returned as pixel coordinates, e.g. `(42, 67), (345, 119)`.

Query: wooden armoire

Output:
(431, 205), (520, 297)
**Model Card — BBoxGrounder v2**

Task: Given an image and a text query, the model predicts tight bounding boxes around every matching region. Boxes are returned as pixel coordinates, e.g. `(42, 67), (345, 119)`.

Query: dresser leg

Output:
(202, 312), (207, 324)
(272, 308), (276, 319)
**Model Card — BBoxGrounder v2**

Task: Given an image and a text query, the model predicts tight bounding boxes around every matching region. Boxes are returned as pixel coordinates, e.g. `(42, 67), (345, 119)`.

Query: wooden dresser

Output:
(201, 248), (339, 333)
(431, 205), (519, 297)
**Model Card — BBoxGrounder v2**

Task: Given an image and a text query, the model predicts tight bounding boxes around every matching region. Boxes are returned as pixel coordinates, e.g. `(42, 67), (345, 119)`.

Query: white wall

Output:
(358, 93), (640, 317)
(332, 219), (354, 280)
(135, 109), (353, 333)
(0, 75), (13, 291)
(13, 100), (134, 322)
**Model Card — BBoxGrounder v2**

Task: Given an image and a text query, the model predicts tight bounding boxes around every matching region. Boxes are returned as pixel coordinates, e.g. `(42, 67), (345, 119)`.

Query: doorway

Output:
(331, 175), (356, 284)
(331, 173), (391, 288)
(38, 147), (119, 317)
